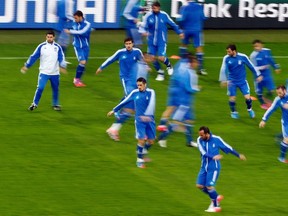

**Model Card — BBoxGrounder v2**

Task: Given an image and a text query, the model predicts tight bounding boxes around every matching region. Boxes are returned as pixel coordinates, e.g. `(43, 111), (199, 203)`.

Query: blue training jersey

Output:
(262, 94), (288, 125)
(178, 1), (206, 31)
(142, 10), (183, 46)
(169, 59), (199, 106)
(197, 133), (240, 171)
(113, 88), (156, 119)
(100, 48), (143, 80)
(250, 48), (280, 78)
(69, 18), (91, 48)
(219, 52), (261, 84)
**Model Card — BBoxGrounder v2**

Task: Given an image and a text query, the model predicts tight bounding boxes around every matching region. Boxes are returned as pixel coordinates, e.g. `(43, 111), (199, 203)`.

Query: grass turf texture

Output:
(0, 30), (288, 215)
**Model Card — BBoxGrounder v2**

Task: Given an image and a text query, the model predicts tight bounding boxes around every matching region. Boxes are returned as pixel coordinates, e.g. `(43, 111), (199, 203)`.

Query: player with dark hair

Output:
(259, 85), (288, 163)
(196, 126), (246, 212)
(107, 77), (156, 168)
(64, 10), (92, 87)
(21, 31), (67, 111)
(219, 44), (263, 119)
(141, 1), (184, 81)
(96, 38), (144, 141)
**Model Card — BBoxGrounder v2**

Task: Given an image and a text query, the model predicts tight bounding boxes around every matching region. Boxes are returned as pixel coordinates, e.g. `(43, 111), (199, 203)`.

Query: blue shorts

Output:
(227, 80), (250, 97)
(182, 30), (203, 48)
(282, 122), (288, 139)
(147, 43), (167, 57)
(74, 46), (90, 62)
(197, 168), (220, 187)
(255, 76), (275, 94)
(172, 105), (195, 121)
(135, 117), (156, 140)
(126, 27), (143, 46)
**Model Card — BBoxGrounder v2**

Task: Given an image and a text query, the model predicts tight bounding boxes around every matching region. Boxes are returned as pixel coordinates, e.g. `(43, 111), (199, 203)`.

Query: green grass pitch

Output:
(0, 29), (288, 215)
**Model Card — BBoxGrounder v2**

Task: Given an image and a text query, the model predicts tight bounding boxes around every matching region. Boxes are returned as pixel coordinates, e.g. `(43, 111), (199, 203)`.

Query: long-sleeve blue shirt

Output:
(262, 94), (288, 125)
(178, 1), (206, 31)
(219, 52), (261, 85)
(69, 18), (91, 48)
(197, 133), (240, 171)
(142, 11), (183, 46)
(250, 48), (280, 79)
(169, 59), (199, 106)
(100, 48), (143, 80)
(112, 88), (156, 121)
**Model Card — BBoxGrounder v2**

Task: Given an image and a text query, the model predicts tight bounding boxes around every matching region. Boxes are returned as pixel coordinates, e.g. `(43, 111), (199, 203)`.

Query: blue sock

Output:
(137, 144), (144, 159)
(153, 60), (161, 72)
(159, 118), (168, 125)
(246, 98), (252, 110)
(163, 57), (171, 67)
(185, 124), (193, 144)
(76, 64), (85, 79)
(179, 46), (188, 58)
(116, 112), (131, 124)
(144, 142), (152, 150)
(208, 188), (219, 207)
(257, 94), (265, 104)
(196, 52), (204, 70)
(229, 101), (236, 112)
(280, 142), (288, 159)
(158, 124), (173, 140)
(201, 187), (209, 195)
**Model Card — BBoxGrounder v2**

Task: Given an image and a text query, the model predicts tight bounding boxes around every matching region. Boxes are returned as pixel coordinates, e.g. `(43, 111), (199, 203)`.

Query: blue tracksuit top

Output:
(100, 48), (143, 80)
(262, 94), (288, 125)
(178, 1), (206, 31)
(169, 59), (199, 106)
(197, 133), (240, 172)
(69, 18), (91, 48)
(142, 10), (183, 46)
(250, 48), (280, 78)
(219, 52), (261, 85)
(113, 88), (156, 119)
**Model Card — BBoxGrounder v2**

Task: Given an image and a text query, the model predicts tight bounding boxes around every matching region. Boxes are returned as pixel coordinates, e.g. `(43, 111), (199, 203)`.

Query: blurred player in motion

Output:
(250, 39), (281, 110)
(157, 54), (200, 148)
(178, 0), (207, 75)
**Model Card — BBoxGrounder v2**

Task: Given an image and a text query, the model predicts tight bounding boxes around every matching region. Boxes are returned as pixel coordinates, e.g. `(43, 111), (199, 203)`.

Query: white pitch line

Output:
(1, 56), (288, 60)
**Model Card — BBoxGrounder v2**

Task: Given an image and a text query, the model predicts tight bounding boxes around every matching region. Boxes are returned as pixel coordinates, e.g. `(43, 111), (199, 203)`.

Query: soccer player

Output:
(107, 77), (156, 168)
(122, 0), (145, 48)
(219, 44), (263, 119)
(178, 0), (207, 75)
(196, 126), (246, 212)
(259, 85), (288, 163)
(64, 10), (92, 87)
(20, 30), (67, 111)
(141, 1), (184, 81)
(96, 38), (144, 141)
(157, 54), (200, 148)
(54, 0), (74, 56)
(250, 39), (281, 110)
